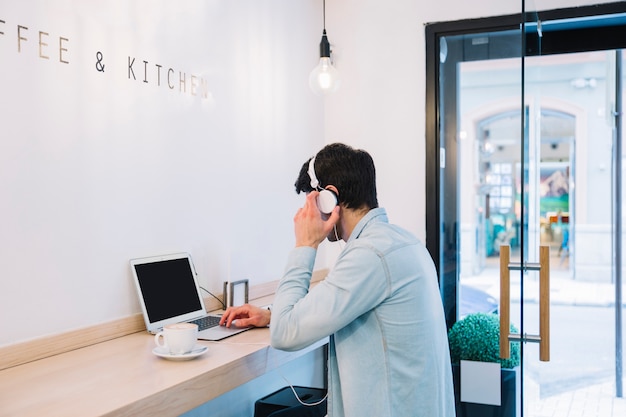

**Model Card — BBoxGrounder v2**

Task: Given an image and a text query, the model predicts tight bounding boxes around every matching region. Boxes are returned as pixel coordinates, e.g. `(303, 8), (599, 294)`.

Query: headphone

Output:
(307, 156), (338, 214)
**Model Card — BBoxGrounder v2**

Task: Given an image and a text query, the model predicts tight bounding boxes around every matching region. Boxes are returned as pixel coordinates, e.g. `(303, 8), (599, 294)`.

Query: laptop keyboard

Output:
(189, 315), (221, 331)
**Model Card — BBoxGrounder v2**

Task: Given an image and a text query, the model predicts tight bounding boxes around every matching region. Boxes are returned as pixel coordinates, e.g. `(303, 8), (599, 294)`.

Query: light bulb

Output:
(309, 29), (340, 95)
(309, 57), (340, 95)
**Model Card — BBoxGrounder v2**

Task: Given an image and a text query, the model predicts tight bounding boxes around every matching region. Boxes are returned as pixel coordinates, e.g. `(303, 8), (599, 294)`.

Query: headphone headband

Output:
(308, 156), (320, 190)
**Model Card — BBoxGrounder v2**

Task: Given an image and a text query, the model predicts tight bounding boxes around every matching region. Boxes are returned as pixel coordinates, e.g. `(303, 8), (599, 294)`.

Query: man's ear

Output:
(325, 185), (339, 198)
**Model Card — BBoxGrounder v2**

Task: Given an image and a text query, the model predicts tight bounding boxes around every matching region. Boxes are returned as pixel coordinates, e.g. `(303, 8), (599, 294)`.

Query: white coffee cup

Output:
(154, 323), (198, 355)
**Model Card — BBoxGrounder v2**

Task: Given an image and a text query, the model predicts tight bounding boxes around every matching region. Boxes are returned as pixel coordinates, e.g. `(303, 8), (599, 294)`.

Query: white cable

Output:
(266, 343), (328, 407)
(276, 362), (329, 407)
(281, 377), (328, 407)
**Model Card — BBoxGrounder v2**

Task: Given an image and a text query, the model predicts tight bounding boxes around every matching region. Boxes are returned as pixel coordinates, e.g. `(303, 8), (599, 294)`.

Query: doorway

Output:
(426, 3), (626, 416)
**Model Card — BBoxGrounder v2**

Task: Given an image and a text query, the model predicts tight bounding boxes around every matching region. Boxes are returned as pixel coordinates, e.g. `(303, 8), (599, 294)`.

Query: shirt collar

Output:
(347, 207), (388, 243)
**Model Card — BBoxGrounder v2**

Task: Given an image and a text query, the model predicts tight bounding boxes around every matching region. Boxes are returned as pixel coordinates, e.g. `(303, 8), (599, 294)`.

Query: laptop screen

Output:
(131, 253), (207, 332)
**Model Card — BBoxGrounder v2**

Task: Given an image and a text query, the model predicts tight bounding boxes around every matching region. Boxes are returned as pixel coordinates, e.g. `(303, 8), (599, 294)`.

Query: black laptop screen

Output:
(134, 258), (203, 323)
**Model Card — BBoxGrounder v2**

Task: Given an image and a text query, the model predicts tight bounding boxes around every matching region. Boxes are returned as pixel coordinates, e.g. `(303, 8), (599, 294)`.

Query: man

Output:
(221, 143), (455, 417)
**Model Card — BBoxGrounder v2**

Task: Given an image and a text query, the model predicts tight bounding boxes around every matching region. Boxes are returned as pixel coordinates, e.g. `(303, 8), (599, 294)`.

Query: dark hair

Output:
(294, 143), (378, 210)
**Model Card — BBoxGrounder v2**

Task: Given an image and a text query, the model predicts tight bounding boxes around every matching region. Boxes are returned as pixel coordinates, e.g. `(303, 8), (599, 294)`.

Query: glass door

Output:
(518, 3), (625, 416)
(426, 3), (626, 416)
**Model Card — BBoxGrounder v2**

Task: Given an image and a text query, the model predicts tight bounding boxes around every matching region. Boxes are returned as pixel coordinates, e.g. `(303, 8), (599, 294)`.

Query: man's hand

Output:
(294, 191), (340, 248)
(219, 304), (271, 328)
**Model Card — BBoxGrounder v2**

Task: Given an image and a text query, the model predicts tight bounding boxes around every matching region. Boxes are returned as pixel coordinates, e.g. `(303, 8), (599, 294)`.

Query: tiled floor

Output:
(527, 379), (626, 417)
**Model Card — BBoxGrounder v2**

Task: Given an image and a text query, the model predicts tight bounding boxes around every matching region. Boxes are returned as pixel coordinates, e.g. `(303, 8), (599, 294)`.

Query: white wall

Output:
(0, 0), (327, 346)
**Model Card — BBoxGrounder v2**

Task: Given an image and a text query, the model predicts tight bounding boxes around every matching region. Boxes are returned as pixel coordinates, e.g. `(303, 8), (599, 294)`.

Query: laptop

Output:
(130, 252), (250, 341)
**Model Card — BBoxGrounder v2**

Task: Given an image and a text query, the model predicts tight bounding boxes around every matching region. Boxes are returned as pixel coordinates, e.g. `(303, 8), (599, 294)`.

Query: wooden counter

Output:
(0, 327), (326, 417)
(0, 270), (330, 417)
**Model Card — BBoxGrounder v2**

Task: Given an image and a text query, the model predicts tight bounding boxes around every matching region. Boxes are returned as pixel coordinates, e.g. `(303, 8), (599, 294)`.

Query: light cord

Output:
(199, 286), (226, 310)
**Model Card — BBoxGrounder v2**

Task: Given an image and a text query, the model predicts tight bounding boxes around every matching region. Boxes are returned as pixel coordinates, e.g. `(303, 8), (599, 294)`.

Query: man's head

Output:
(295, 143), (378, 211)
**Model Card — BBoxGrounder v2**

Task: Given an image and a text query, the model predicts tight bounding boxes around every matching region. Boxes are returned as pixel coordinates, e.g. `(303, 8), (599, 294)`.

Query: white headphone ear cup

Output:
(317, 189), (337, 214)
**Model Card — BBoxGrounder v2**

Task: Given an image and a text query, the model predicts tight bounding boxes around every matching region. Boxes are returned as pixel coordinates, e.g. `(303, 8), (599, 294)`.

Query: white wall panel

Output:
(0, 0), (324, 345)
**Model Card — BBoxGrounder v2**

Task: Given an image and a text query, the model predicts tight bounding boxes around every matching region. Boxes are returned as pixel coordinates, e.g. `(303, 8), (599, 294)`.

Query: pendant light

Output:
(309, 0), (340, 95)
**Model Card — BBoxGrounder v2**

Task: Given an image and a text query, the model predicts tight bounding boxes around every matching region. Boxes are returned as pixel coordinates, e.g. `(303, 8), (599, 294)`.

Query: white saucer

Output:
(152, 344), (208, 361)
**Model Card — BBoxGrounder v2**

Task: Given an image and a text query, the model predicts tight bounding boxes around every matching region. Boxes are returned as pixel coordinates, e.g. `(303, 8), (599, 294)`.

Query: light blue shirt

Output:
(270, 208), (455, 417)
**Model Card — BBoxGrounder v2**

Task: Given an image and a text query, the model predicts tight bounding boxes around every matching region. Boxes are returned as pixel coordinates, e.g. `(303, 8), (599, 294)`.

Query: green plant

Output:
(448, 312), (520, 369)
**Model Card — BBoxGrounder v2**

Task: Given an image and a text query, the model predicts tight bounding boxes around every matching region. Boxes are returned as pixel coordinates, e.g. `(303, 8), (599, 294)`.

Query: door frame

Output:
(425, 1), (626, 408)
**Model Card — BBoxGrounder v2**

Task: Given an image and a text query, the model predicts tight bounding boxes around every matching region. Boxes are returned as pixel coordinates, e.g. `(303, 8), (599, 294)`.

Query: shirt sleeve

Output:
(270, 243), (389, 351)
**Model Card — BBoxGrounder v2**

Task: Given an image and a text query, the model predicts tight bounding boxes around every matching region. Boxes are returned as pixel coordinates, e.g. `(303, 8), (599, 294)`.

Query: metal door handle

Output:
(499, 245), (550, 362)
